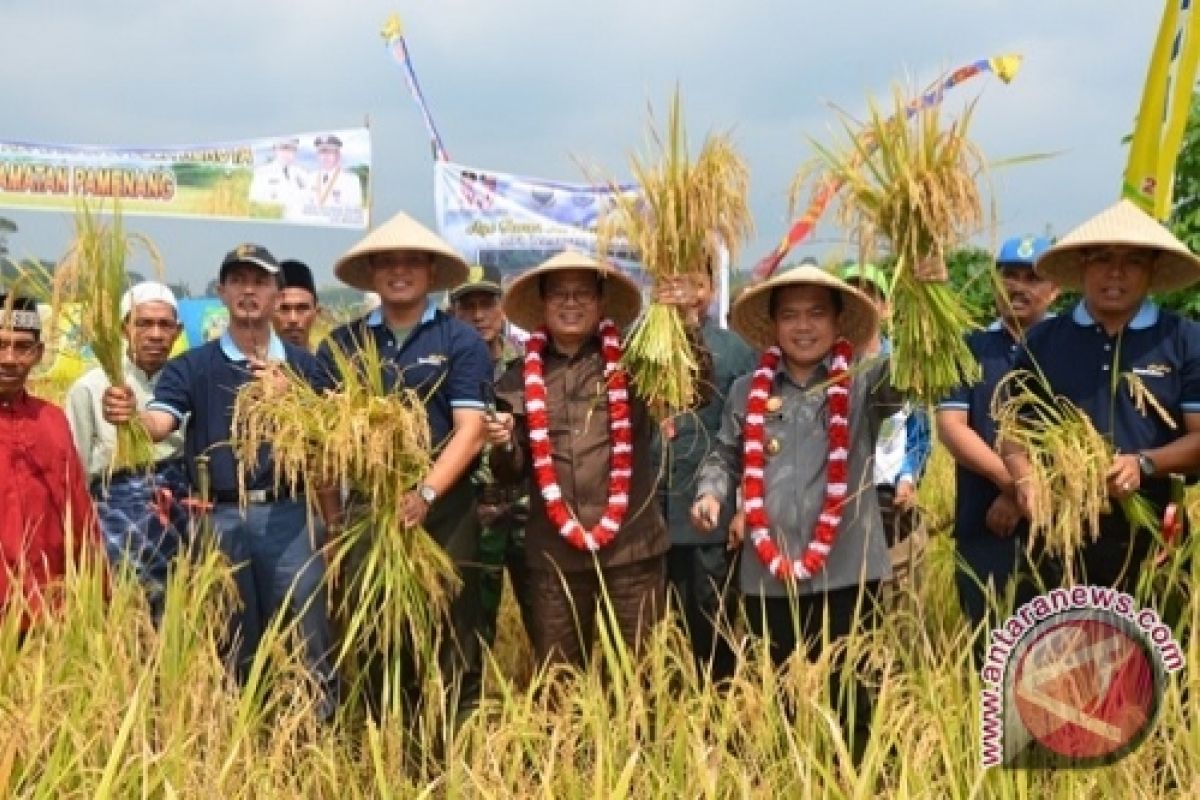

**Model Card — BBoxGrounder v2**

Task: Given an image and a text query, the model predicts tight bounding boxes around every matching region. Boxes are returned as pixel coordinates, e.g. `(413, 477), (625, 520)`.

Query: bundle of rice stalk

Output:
(992, 371), (1160, 574)
(55, 203), (160, 473)
(230, 337), (459, 676)
(597, 89), (753, 416)
(803, 88), (986, 403)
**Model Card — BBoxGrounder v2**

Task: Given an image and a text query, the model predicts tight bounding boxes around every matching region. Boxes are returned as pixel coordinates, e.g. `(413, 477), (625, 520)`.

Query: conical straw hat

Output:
(730, 264), (879, 352)
(1035, 199), (1200, 292)
(502, 249), (642, 332)
(333, 211), (469, 292)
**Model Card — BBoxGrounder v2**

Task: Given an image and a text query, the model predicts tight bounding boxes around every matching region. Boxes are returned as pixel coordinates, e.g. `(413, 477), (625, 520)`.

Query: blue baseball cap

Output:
(996, 235), (1052, 268)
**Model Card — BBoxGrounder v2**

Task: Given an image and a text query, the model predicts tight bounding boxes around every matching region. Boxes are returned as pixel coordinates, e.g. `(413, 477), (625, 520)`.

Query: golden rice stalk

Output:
(1125, 371), (1178, 430)
(55, 203), (161, 473)
(230, 337), (459, 678)
(993, 371), (1163, 576)
(597, 89), (753, 415)
(804, 88), (987, 403)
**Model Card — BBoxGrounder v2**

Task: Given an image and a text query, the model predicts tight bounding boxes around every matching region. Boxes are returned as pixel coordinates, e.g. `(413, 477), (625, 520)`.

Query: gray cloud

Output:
(0, 1), (1170, 290)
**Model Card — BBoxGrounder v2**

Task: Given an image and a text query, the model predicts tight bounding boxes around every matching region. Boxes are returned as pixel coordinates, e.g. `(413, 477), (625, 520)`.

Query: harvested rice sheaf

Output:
(231, 337), (459, 683)
(598, 89), (753, 417)
(993, 370), (1163, 576)
(805, 88), (987, 403)
(55, 203), (160, 473)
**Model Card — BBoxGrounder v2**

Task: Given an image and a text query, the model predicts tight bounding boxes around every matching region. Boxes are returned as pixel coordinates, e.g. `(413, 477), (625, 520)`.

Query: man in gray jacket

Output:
(692, 264), (900, 762)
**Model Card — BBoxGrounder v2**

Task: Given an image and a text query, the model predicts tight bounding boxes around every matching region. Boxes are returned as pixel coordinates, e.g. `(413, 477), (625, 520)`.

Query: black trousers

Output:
(349, 479), (483, 724)
(745, 581), (882, 761)
(667, 543), (738, 683)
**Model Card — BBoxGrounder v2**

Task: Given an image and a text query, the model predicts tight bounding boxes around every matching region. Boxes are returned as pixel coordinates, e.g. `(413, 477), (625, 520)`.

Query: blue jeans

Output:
(92, 461), (191, 621)
(209, 500), (337, 718)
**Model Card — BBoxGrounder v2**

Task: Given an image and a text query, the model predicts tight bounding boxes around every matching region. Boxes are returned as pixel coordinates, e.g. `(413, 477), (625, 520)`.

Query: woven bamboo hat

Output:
(730, 264), (879, 352)
(1035, 199), (1200, 292)
(502, 249), (642, 332)
(333, 211), (469, 292)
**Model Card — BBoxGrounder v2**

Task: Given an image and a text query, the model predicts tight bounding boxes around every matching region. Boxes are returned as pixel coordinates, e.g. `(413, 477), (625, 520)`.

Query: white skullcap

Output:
(120, 281), (179, 320)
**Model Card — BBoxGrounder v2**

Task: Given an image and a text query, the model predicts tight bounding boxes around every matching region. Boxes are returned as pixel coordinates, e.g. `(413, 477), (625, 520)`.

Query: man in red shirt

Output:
(0, 294), (98, 629)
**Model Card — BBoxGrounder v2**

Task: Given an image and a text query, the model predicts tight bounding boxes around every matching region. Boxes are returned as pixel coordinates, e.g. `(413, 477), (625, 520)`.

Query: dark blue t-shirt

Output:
(1013, 301), (1200, 521)
(148, 330), (329, 493)
(940, 320), (1034, 542)
(318, 300), (490, 449)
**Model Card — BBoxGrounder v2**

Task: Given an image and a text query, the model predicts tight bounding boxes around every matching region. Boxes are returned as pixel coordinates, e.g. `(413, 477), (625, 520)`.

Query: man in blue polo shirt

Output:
(1004, 200), (1200, 594)
(320, 211), (489, 722)
(102, 244), (338, 717)
(937, 236), (1057, 637)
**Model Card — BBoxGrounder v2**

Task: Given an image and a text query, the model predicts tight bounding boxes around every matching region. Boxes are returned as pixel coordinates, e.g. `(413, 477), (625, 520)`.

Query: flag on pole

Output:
(381, 13), (450, 162)
(751, 54), (1023, 281)
(1123, 0), (1200, 220)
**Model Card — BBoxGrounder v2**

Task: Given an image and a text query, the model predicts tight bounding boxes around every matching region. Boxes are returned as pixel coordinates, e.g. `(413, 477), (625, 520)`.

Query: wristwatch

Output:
(417, 483), (439, 505)
(1138, 453), (1156, 477)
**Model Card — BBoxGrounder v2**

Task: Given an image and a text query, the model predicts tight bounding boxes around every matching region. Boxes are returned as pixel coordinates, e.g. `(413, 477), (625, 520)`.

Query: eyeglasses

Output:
(544, 288), (600, 306)
(1081, 248), (1157, 271)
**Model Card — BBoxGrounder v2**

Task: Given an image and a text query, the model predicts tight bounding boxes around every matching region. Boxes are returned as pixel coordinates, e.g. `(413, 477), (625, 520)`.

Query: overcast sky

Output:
(0, 1), (1167, 292)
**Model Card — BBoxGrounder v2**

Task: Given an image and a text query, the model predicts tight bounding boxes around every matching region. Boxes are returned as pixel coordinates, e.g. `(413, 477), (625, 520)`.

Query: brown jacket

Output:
(493, 332), (711, 574)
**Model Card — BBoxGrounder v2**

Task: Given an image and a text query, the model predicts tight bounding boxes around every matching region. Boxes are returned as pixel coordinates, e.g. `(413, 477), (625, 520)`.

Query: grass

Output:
(6, 310), (1198, 796)
(3, 460), (1198, 797)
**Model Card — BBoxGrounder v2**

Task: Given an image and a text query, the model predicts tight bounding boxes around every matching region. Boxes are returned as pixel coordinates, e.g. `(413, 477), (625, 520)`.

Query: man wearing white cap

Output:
(1004, 200), (1200, 594)
(66, 281), (187, 619)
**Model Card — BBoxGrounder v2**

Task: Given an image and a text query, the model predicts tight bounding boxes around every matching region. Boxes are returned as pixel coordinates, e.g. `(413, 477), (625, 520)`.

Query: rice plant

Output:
(6, 515), (1198, 796)
(54, 203), (161, 473)
(597, 89), (753, 416)
(804, 88), (987, 404)
(230, 336), (460, 706)
(993, 370), (1162, 574)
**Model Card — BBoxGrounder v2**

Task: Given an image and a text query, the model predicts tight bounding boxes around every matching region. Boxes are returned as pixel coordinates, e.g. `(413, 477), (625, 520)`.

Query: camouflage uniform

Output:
(476, 336), (534, 645)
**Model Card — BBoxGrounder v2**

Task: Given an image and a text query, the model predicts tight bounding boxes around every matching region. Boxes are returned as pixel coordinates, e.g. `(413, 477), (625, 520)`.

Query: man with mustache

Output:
(1, 293), (99, 632)
(102, 245), (339, 717)
(65, 282), (188, 620)
(937, 236), (1057, 641)
(272, 260), (321, 351)
(449, 263), (534, 648)
(1003, 202), (1200, 594)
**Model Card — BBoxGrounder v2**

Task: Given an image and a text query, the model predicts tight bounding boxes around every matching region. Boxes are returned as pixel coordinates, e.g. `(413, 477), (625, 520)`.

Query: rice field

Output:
(3, 444), (1198, 798)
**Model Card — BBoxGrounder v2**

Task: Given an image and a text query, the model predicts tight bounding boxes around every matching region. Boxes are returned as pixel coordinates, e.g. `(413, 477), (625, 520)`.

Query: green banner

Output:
(0, 128), (370, 228)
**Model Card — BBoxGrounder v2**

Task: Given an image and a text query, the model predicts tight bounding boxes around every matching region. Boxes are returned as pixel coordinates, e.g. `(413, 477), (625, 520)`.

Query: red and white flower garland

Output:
(524, 318), (632, 552)
(742, 338), (853, 582)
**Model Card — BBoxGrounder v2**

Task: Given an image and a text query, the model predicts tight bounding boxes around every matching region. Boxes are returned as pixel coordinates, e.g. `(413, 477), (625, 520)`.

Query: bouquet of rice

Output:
(992, 370), (1160, 577)
(231, 338), (459, 684)
(55, 204), (160, 474)
(804, 89), (986, 403)
(598, 90), (753, 416)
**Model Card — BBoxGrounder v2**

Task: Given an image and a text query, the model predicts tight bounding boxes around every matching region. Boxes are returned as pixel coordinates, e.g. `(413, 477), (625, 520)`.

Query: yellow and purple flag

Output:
(1123, 0), (1200, 220)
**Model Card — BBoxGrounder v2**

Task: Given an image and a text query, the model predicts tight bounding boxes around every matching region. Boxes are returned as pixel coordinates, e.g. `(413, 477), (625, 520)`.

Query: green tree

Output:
(1163, 90), (1200, 317)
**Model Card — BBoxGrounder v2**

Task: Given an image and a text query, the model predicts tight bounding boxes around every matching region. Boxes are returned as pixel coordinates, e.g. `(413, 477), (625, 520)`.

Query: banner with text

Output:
(0, 128), (371, 228)
(433, 159), (645, 283)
